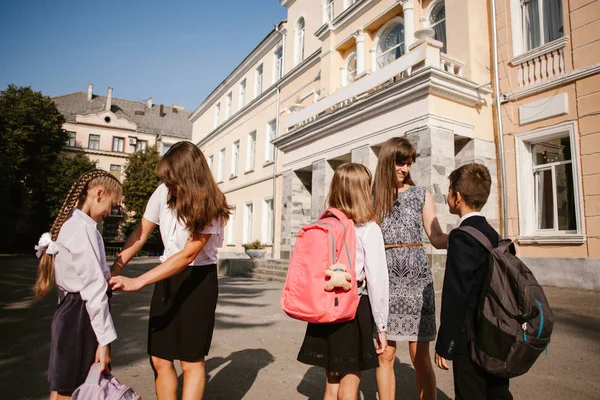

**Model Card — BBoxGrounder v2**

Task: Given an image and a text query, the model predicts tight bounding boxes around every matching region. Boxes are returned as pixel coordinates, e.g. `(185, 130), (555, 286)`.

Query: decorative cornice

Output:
(517, 235), (586, 245)
(63, 146), (130, 159)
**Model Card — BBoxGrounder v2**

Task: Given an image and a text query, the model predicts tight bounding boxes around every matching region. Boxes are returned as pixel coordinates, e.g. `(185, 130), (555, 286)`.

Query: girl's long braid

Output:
(34, 169), (121, 298)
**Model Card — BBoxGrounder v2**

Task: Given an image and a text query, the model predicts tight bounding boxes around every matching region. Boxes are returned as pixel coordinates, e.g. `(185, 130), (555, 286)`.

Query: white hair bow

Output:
(35, 232), (59, 258)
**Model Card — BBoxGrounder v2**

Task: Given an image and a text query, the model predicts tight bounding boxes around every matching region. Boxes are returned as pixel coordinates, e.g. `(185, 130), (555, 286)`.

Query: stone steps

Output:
(249, 266), (288, 282)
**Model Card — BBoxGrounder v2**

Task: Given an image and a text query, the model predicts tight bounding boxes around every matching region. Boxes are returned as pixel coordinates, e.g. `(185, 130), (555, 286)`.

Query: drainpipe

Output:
(272, 24), (285, 259)
(490, 0), (508, 237)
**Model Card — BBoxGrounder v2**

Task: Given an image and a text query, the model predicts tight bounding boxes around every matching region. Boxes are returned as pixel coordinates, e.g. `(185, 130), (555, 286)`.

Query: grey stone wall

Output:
(311, 159), (335, 220)
(280, 169), (312, 259)
(351, 144), (379, 175)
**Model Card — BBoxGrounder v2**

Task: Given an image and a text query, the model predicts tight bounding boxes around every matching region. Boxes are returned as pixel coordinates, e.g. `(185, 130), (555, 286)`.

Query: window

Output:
(262, 198), (274, 244)
(519, 0), (563, 52)
(295, 17), (306, 66)
(226, 92), (232, 120)
(376, 19), (405, 70)
(231, 141), (239, 177)
(227, 207), (236, 245)
(109, 164), (122, 181)
(325, 0), (334, 23)
(239, 79), (247, 109)
(208, 154), (214, 173)
(255, 64), (263, 97)
(343, 52), (357, 86)
(135, 140), (148, 152)
(162, 142), (173, 156)
(66, 131), (76, 147)
(515, 122), (584, 243)
(112, 137), (124, 152)
(274, 47), (284, 81)
(344, 0), (357, 10)
(214, 103), (220, 128)
(265, 120), (276, 162)
(217, 148), (225, 182)
(243, 202), (254, 243)
(429, 1), (447, 53)
(88, 134), (100, 150)
(246, 131), (256, 172)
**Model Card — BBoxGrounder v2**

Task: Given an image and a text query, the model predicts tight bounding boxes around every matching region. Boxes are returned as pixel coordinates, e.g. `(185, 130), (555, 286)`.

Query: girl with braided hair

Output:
(110, 141), (230, 400)
(33, 169), (122, 400)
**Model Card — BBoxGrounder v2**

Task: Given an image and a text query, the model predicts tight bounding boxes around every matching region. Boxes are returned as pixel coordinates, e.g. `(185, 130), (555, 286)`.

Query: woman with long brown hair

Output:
(110, 141), (230, 400)
(373, 137), (448, 400)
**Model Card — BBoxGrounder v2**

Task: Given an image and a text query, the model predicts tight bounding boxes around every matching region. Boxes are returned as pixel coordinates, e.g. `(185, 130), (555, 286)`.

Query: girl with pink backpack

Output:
(296, 163), (389, 399)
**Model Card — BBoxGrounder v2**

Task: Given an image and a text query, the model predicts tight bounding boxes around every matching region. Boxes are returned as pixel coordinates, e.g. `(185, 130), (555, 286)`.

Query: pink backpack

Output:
(281, 208), (358, 323)
(72, 363), (141, 400)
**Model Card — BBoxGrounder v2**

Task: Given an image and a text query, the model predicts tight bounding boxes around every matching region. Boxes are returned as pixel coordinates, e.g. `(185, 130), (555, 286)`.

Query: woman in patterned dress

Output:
(373, 137), (448, 400)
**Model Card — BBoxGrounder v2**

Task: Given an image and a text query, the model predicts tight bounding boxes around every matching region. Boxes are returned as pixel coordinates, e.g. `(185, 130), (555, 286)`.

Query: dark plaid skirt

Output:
(48, 292), (98, 394)
(297, 295), (379, 373)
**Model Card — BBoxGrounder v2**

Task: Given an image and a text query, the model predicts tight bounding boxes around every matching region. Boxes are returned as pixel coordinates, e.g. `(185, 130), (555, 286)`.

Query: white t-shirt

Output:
(143, 184), (224, 266)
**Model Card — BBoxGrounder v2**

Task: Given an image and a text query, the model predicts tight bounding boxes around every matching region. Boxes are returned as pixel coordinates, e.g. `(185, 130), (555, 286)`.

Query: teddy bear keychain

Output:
(324, 263), (352, 291)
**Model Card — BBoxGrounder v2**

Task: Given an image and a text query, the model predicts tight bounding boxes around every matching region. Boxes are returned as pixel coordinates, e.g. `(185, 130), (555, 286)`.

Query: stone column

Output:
(280, 169), (313, 259)
(351, 144), (378, 175)
(406, 126), (455, 289)
(355, 29), (365, 75)
(311, 159), (335, 220)
(402, 0), (415, 55)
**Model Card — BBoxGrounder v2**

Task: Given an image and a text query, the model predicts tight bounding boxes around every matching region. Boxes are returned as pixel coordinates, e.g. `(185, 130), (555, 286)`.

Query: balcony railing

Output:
(509, 37), (568, 88)
(286, 37), (460, 130)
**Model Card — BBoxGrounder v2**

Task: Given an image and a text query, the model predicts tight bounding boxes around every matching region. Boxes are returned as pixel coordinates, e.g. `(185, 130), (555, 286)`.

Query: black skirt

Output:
(48, 292), (98, 393)
(297, 295), (379, 373)
(148, 264), (218, 362)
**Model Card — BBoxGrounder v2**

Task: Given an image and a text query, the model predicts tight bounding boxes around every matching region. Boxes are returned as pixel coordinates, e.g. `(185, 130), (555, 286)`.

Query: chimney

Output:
(87, 84), (93, 101)
(159, 104), (164, 117)
(146, 97), (153, 109)
(106, 87), (113, 111)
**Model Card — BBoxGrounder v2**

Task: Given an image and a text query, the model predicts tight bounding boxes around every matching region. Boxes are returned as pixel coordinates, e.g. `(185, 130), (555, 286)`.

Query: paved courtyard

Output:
(1, 256), (599, 399)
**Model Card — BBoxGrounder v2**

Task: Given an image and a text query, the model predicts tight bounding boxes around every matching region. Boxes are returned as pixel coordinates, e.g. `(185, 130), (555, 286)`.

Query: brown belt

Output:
(384, 243), (423, 249)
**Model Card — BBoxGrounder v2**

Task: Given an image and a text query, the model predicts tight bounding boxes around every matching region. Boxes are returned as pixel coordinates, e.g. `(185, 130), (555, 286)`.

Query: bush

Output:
(242, 240), (266, 250)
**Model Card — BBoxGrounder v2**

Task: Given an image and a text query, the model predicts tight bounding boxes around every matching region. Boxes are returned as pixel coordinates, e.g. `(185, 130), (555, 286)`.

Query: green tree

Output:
(0, 85), (67, 251)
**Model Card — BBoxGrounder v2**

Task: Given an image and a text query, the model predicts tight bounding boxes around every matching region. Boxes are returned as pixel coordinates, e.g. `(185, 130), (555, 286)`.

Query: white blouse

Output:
(143, 184), (224, 266)
(54, 209), (116, 347)
(355, 221), (389, 333)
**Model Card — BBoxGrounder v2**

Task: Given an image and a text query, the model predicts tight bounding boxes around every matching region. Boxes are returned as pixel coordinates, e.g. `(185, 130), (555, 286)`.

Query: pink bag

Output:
(281, 208), (358, 323)
(72, 363), (141, 400)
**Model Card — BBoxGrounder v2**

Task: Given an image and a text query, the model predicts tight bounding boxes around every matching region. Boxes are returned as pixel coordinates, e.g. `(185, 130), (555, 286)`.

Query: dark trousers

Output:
(453, 353), (513, 400)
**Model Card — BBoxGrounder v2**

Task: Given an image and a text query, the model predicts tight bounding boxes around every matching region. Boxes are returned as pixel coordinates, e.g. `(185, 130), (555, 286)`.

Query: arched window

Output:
(375, 19), (405, 70)
(295, 17), (306, 65)
(342, 52), (357, 87)
(429, 1), (447, 53)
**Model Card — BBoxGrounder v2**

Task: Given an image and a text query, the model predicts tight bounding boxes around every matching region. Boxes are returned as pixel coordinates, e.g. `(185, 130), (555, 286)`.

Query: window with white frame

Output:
(225, 92), (232, 120)
(262, 198), (274, 244)
(135, 140), (148, 152)
(265, 120), (276, 162)
(344, 0), (357, 10)
(112, 137), (124, 152)
(324, 0), (334, 23)
(214, 103), (220, 128)
(255, 64), (263, 98)
(342, 52), (357, 86)
(109, 164), (122, 181)
(227, 206), (236, 245)
(515, 122), (584, 243)
(217, 148), (225, 182)
(239, 79), (246, 109)
(88, 134), (100, 150)
(66, 131), (76, 147)
(376, 18), (405, 70)
(162, 142), (172, 156)
(246, 131), (256, 171)
(208, 154), (214, 174)
(231, 141), (239, 178)
(274, 47), (284, 81)
(514, 0), (564, 54)
(295, 17), (306, 66)
(243, 202), (254, 243)
(429, 0), (447, 54)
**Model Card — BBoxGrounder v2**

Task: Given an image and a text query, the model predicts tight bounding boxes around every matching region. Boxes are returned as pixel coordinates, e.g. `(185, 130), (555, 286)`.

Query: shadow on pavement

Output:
(297, 359), (452, 400)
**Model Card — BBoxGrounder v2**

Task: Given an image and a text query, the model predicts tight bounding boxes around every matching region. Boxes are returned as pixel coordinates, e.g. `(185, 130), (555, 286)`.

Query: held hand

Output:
(435, 353), (450, 370)
(95, 344), (111, 373)
(109, 275), (144, 292)
(375, 331), (388, 355)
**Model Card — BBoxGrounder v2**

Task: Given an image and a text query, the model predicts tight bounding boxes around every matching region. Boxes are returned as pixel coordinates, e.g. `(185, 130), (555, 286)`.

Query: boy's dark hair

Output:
(448, 163), (492, 210)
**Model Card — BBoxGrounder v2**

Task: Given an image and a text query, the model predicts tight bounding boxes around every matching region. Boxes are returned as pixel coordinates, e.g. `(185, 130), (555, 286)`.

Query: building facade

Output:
(192, 0), (499, 287)
(493, 0), (600, 289)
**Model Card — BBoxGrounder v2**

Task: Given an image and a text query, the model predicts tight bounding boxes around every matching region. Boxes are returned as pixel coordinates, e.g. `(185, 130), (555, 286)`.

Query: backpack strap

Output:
(319, 207), (349, 222)
(455, 226), (494, 251)
(84, 363), (104, 385)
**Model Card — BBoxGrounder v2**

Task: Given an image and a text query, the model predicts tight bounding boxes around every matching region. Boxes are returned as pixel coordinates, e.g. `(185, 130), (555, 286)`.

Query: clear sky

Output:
(0, 0), (287, 111)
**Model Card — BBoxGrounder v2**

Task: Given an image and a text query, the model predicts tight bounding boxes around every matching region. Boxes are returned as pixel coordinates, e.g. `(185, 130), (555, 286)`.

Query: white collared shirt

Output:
(355, 221), (389, 333)
(54, 208), (116, 346)
(143, 184), (224, 266)
(456, 211), (485, 228)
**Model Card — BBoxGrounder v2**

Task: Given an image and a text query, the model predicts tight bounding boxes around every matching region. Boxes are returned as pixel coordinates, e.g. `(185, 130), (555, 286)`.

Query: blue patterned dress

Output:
(380, 186), (436, 342)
